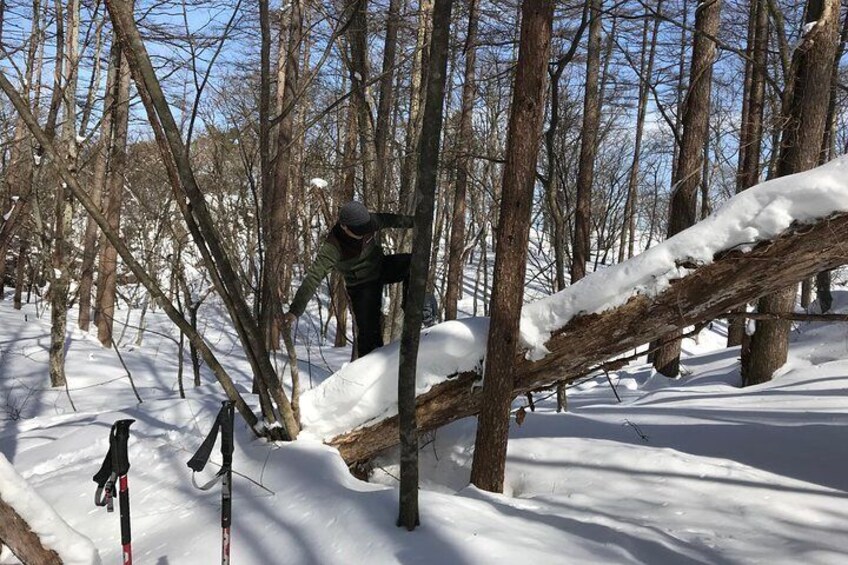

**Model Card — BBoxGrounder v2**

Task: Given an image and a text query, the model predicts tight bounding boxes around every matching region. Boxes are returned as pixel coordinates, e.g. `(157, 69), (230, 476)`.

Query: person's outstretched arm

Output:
(287, 241), (341, 318)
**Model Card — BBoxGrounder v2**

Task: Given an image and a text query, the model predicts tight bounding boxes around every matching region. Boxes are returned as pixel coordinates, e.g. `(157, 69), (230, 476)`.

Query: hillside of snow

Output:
(1, 281), (847, 563)
(1, 156), (848, 563)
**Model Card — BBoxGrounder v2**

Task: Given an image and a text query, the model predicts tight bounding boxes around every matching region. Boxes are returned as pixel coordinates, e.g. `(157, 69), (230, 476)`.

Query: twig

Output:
(63, 377), (77, 412)
(624, 419), (649, 442)
(111, 335), (143, 404)
(373, 463), (400, 482)
(604, 370), (622, 403)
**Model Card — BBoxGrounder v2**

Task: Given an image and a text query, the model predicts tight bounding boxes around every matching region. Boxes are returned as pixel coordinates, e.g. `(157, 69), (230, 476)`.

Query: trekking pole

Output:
(93, 419), (136, 565)
(220, 402), (233, 565)
(188, 401), (235, 565)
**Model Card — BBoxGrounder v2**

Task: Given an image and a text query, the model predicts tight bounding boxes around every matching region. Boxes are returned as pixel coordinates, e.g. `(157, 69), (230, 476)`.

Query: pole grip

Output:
(220, 401), (234, 467)
(112, 419), (135, 476)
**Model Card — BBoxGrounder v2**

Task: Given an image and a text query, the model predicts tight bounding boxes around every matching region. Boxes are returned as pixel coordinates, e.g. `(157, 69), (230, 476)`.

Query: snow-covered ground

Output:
(1, 284), (847, 563)
(2, 156), (848, 563)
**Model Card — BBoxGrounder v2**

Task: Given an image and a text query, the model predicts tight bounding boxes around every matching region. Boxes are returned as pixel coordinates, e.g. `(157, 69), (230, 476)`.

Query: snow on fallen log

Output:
(300, 318), (489, 441)
(519, 155), (848, 360)
(300, 154), (848, 462)
(0, 453), (101, 564)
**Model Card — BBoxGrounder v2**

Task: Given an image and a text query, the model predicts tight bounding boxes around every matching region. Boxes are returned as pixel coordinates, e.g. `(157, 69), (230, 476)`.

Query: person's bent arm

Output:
(287, 242), (340, 318)
(373, 212), (414, 229)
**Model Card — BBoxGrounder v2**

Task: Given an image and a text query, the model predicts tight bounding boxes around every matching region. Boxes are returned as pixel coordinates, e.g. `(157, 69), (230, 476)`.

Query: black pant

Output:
(347, 254), (410, 358)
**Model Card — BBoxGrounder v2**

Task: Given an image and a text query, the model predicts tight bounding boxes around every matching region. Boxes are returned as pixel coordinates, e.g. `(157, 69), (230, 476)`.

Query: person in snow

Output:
(284, 201), (413, 358)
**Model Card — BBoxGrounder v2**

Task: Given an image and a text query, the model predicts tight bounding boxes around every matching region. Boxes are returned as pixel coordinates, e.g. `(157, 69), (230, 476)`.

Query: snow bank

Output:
(300, 318), (489, 440)
(520, 154), (848, 359)
(0, 453), (101, 564)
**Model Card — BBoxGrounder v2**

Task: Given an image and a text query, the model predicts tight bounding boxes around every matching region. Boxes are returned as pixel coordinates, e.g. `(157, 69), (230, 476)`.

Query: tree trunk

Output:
(816, 270), (833, 313)
(346, 0), (378, 204)
(262, 0), (302, 350)
(13, 238), (28, 309)
(0, 119), (34, 298)
(820, 5), (847, 163)
(397, 0), (433, 212)
(542, 6), (591, 409)
(96, 47), (131, 348)
(49, 0), (80, 388)
(744, 285), (796, 385)
(743, 0), (841, 386)
(800, 278), (813, 308)
(728, 0), (769, 347)
(670, 0), (689, 177)
(330, 205), (848, 464)
(373, 0), (400, 199)
(444, 0), (478, 321)
(0, 0), (39, 291)
(396, 0), (453, 529)
(470, 0), (554, 494)
(811, 6), (847, 314)
(382, 0), (435, 342)
(333, 97), (358, 348)
(652, 0), (721, 377)
(620, 1), (661, 262)
(78, 39), (118, 332)
(258, 0), (274, 347)
(570, 0), (602, 283)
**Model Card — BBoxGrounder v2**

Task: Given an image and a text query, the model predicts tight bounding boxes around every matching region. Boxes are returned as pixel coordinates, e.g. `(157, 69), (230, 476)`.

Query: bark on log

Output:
(329, 211), (848, 463)
(727, 312), (848, 322)
(0, 494), (62, 564)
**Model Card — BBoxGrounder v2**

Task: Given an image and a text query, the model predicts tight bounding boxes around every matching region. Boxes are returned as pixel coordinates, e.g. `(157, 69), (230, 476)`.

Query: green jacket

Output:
(288, 213), (413, 317)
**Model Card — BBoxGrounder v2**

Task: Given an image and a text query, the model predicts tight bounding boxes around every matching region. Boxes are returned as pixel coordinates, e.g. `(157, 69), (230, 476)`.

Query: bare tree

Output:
(373, 0), (401, 200)
(333, 98), (358, 348)
(728, 0), (769, 347)
(743, 0), (841, 386)
(345, 0), (378, 203)
(444, 0), (479, 321)
(49, 0), (80, 388)
(78, 38), (117, 332)
(398, 0), (434, 211)
(570, 0), (603, 283)
(0, 69), (262, 432)
(652, 0), (721, 378)
(470, 0), (554, 494)
(814, 6), (848, 315)
(620, 0), (662, 262)
(95, 45), (131, 347)
(397, 0), (453, 530)
(261, 0), (303, 351)
(105, 0), (299, 438)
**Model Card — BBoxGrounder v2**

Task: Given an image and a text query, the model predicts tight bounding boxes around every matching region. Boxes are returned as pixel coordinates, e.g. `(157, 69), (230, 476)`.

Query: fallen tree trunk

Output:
(330, 212), (848, 463)
(0, 495), (62, 564)
(727, 312), (848, 322)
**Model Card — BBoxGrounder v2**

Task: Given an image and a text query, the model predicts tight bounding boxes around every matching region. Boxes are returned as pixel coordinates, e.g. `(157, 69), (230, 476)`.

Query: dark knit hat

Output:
(339, 201), (374, 235)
